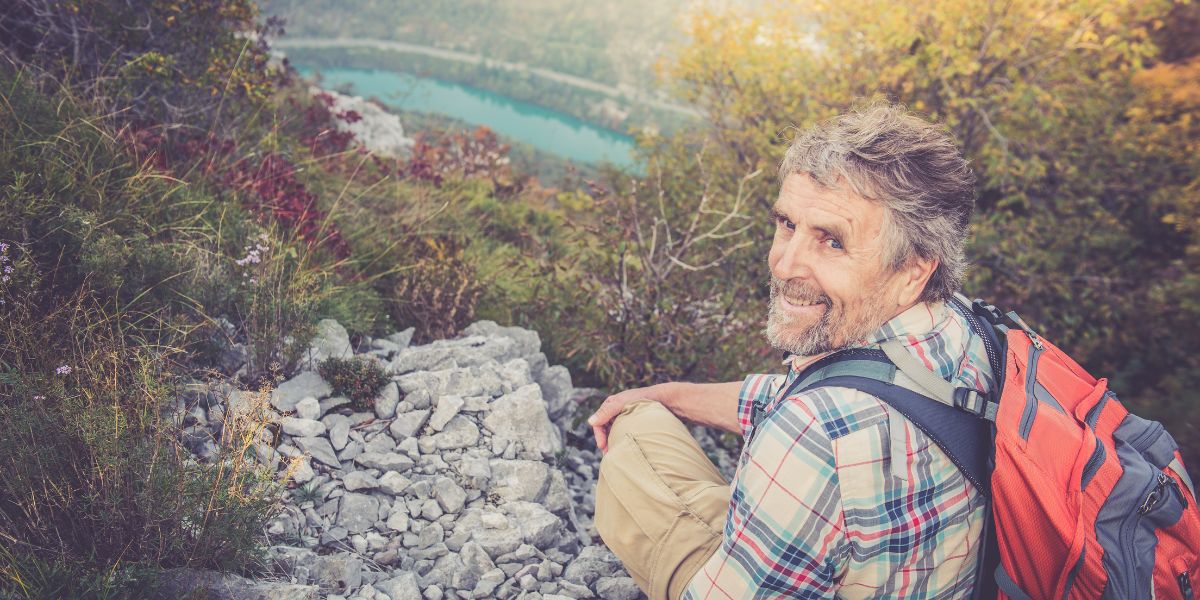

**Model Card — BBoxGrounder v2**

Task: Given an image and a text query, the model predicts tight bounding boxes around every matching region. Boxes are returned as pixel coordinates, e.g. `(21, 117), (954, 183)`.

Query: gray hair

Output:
(779, 103), (976, 303)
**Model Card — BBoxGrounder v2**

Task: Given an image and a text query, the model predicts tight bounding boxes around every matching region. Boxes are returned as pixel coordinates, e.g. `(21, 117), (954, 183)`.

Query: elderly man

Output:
(588, 104), (993, 599)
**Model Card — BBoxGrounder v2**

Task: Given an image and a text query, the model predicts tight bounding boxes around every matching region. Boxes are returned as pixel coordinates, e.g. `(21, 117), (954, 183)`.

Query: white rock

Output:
(429, 395), (464, 431)
(506, 501), (563, 550)
(386, 503), (410, 532)
(431, 415), (478, 450)
(324, 414), (351, 451)
(390, 409), (430, 440)
(342, 471), (379, 491)
(281, 417), (326, 438)
(363, 430), (396, 454)
(432, 477), (467, 514)
(295, 396), (321, 420)
(472, 568), (505, 597)
(374, 382), (400, 420)
(397, 436), (420, 457)
(378, 571), (421, 600)
(483, 384), (561, 457)
(319, 396), (351, 414)
(488, 459), (552, 504)
(378, 471), (413, 495)
(291, 458), (315, 484)
(336, 493), (379, 534)
(480, 511), (509, 529)
(354, 452), (414, 473)
(272, 372), (332, 412)
(302, 318), (353, 369)
(295, 436), (340, 468)
(537, 364), (574, 421)
(385, 327), (415, 348)
(317, 88), (415, 158)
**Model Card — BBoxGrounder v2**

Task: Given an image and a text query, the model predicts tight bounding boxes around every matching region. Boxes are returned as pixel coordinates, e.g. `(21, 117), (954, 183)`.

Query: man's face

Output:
(765, 173), (916, 356)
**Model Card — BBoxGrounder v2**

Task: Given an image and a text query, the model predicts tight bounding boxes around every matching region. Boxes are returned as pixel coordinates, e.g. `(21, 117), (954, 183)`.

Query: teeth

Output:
(785, 297), (818, 306)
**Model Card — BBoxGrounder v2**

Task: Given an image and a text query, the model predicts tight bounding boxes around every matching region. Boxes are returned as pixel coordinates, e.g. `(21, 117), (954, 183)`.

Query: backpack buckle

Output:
(954, 387), (998, 421)
(971, 299), (1005, 325)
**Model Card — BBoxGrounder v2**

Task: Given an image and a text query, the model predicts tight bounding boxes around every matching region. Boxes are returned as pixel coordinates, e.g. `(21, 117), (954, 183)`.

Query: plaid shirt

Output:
(684, 301), (994, 599)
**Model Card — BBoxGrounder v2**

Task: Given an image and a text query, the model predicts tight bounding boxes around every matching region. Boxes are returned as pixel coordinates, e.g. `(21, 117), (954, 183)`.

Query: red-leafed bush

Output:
(224, 153), (350, 258)
(404, 126), (522, 192)
(294, 92), (359, 157)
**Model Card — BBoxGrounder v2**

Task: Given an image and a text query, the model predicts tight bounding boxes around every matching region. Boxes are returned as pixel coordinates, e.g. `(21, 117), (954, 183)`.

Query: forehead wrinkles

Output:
(777, 175), (886, 250)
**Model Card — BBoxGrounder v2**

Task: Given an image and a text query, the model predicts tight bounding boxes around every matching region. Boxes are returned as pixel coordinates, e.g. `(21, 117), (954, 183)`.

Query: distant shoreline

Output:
(273, 37), (702, 118)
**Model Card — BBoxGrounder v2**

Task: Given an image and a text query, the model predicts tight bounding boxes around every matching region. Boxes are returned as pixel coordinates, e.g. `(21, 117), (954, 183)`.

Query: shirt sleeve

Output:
(736, 374), (783, 440)
(684, 394), (850, 599)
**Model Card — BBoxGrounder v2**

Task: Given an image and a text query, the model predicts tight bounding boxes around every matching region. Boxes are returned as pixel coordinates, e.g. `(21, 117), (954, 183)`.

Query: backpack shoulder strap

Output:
(787, 347), (999, 600)
(787, 349), (993, 497)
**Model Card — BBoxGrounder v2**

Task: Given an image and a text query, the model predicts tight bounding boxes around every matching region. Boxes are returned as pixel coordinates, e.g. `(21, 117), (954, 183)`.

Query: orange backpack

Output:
(791, 295), (1200, 598)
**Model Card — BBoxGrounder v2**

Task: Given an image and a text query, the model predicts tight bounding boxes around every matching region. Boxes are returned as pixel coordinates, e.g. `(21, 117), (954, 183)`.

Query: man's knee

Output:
(595, 414), (727, 600)
(607, 399), (684, 444)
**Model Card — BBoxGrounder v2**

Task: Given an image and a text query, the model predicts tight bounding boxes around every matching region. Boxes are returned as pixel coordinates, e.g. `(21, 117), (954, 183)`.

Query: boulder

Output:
(152, 568), (318, 600)
(483, 384), (562, 457)
(272, 372), (332, 412)
(301, 318), (353, 369)
(336, 493), (379, 534)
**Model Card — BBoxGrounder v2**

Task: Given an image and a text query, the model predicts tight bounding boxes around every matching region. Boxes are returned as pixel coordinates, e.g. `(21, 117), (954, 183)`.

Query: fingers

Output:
(588, 394), (627, 454)
(592, 421), (609, 455)
(588, 401), (613, 454)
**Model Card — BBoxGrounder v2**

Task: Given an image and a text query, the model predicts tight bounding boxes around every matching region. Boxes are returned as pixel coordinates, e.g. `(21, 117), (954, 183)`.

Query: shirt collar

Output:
(782, 301), (949, 373)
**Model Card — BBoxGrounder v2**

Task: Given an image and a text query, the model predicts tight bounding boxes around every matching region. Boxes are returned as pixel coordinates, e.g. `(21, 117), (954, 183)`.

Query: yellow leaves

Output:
(1098, 9), (1121, 29)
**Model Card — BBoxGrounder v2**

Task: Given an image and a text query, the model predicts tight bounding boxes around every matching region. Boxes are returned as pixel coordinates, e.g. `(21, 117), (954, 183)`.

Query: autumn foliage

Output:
(655, 0), (1200, 463)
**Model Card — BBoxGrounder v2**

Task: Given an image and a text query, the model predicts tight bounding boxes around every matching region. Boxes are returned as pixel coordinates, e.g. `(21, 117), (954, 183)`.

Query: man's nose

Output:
(772, 234), (816, 280)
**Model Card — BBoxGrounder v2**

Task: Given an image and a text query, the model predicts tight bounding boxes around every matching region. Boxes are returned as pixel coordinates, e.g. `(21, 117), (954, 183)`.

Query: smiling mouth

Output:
(782, 296), (826, 307)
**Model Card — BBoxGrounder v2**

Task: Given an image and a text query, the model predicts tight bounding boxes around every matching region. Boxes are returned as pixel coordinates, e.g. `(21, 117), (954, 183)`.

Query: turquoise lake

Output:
(295, 66), (639, 168)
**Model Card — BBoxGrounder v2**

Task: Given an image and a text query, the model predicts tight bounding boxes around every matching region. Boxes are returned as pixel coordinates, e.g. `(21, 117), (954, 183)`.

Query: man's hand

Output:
(588, 384), (672, 454)
(588, 380), (745, 454)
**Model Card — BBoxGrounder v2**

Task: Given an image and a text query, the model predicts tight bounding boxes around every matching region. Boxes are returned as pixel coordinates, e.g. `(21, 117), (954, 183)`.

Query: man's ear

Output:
(895, 255), (938, 306)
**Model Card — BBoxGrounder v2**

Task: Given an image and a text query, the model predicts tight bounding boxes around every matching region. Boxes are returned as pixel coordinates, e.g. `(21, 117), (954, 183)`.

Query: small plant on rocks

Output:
(292, 481), (325, 506)
(317, 356), (388, 410)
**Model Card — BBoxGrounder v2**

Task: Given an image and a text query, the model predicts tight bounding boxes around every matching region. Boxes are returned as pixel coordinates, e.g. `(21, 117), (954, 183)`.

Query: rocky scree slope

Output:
(174, 319), (654, 600)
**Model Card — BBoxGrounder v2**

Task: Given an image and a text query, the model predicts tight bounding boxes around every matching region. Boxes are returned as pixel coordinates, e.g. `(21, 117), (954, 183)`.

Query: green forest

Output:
(1, 0), (1198, 596)
(260, 0), (697, 90)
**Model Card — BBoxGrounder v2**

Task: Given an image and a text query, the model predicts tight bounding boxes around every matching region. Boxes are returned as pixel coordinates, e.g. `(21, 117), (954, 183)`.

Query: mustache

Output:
(769, 276), (831, 305)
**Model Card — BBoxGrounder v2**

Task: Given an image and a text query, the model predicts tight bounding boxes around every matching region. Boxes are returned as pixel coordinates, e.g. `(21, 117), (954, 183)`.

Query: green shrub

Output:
(0, 69), (294, 595)
(0, 282), (281, 596)
(0, 546), (161, 600)
(318, 357), (389, 410)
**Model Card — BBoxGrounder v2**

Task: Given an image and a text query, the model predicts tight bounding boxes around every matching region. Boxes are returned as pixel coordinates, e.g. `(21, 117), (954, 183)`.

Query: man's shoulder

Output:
(767, 385), (891, 442)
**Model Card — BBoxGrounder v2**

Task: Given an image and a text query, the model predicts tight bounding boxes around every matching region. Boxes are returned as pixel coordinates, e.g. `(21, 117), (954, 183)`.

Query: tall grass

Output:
(0, 68), (297, 598)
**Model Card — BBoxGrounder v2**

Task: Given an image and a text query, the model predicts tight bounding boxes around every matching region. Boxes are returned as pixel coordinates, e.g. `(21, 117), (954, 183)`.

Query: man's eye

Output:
(825, 237), (844, 250)
(775, 216), (795, 231)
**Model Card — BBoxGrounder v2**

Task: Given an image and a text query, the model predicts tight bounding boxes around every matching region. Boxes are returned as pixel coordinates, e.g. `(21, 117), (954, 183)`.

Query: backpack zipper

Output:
(1080, 437), (1106, 490)
(1084, 391), (1114, 429)
(1180, 571), (1195, 600)
(1138, 472), (1176, 515)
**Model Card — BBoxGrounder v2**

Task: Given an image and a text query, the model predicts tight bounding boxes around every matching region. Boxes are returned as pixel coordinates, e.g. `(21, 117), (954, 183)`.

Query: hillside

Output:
(2, 0), (1199, 597)
(259, 0), (700, 91)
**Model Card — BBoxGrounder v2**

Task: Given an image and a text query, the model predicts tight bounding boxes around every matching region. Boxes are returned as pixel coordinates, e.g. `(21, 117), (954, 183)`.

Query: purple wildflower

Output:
(55, 365), (72, 375)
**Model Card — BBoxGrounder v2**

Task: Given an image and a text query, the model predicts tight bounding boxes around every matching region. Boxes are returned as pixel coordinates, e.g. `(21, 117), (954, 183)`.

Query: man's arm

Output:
(683, 393), (849, 599)
(587, 380), (743, 453)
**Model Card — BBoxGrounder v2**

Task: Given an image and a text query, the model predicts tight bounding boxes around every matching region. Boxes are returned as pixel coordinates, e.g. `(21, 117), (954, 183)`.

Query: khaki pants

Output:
(595, 400), (731, 600)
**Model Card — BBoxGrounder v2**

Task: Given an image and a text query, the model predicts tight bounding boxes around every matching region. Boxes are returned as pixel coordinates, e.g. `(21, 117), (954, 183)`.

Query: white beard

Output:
(763, 275), (894, 356)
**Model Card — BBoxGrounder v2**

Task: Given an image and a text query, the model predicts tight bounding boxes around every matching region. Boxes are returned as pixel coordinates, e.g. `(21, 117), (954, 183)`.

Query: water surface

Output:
(296, 66), (638, 168)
